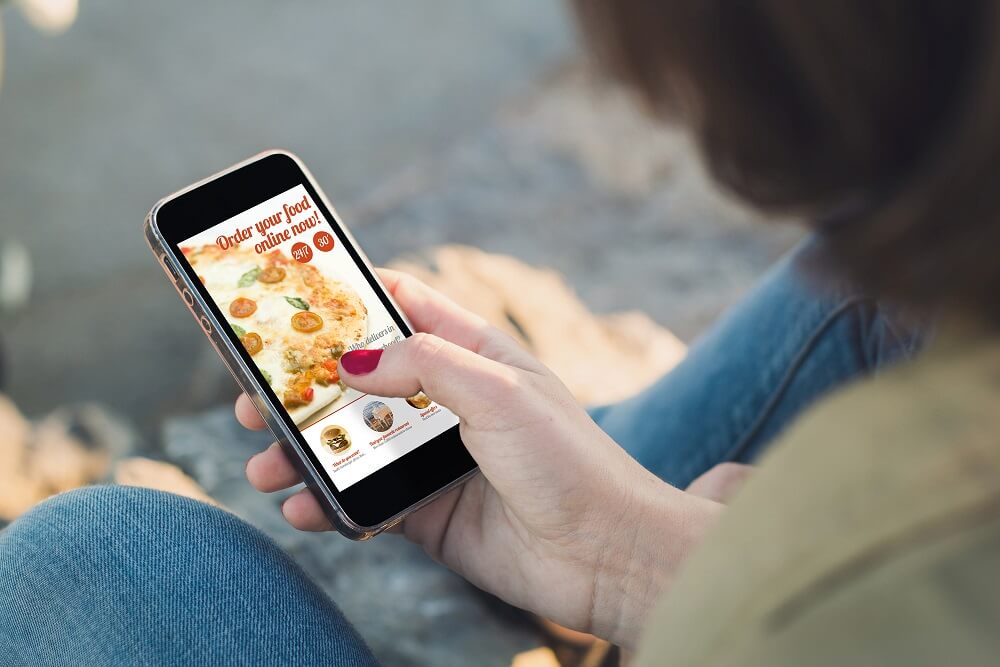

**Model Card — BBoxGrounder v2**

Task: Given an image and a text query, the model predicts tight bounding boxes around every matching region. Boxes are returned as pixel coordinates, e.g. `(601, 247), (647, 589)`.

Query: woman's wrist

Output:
(589, 475), (723, 648)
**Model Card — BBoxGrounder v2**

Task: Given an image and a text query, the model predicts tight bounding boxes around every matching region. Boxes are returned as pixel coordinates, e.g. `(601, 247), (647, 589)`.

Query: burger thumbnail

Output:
(320, 425), (351, 454)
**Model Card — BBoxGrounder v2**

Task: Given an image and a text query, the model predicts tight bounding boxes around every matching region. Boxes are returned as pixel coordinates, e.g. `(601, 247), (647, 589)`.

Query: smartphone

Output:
(145, 150), (477, 539)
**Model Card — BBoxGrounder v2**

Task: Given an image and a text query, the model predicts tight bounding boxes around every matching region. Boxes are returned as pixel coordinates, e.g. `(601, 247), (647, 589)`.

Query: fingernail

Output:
(340, 349), (383, 375)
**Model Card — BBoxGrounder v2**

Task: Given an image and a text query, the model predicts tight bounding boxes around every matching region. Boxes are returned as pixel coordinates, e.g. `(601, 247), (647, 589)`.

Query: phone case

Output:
(144, 150), (478, 540)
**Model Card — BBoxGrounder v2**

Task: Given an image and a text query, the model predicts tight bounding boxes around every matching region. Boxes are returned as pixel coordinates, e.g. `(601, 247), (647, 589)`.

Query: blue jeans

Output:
(0, 486), (380, 666)
(589, 240), (923, 488)
(0, 241), (922, 665)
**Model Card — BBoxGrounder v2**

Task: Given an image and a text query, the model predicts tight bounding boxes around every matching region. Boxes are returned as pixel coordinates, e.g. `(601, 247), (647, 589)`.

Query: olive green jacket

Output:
(635, 332), (1000, 666)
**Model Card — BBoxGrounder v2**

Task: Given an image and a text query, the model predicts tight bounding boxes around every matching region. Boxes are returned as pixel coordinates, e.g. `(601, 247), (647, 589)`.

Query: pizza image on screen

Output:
(182, 245), (369, 425)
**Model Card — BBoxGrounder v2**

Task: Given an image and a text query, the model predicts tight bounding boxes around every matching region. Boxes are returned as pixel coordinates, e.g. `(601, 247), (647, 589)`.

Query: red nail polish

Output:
(340, 349), (383, 375)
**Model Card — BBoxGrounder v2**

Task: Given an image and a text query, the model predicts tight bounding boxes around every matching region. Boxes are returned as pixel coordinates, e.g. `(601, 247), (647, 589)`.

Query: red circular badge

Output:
(313, 231), (335, 252)
(291, 242), (313, 263)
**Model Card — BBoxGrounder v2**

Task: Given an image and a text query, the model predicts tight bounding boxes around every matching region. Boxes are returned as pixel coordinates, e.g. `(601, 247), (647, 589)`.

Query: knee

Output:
(0, 485), (274, 589)
(0, 489), (372, 664)
(1, 485), (303, 621)
(16, 483), (205, 523)
(7, 484), (229, 550)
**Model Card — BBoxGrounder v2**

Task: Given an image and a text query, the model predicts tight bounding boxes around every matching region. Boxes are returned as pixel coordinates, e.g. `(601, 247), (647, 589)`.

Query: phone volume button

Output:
(199, 316), (213, 335)
(181, 288), (195, 307)
(158, 253), (181, 283)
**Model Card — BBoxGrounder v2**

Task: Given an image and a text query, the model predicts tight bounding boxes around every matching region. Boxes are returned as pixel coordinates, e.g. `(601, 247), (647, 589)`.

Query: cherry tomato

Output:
(229, 297), (257, 318)
(321, 358), (340, 383)
(283, 377), (315, 408)
(241, 332), (263, 356)
(258, 266), (287, 283)
(291, 311), (323, 333)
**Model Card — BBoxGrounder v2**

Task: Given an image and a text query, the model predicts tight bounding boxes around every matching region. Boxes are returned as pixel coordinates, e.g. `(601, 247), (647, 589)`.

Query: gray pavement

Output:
(0, 1), (573, 436)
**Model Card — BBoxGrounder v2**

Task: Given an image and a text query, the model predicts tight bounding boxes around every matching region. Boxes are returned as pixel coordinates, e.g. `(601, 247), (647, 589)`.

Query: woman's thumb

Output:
(338, 332), (512, 416)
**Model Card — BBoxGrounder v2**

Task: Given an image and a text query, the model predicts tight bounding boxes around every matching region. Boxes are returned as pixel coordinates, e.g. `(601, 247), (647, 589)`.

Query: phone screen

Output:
(177, 183), (459, 491)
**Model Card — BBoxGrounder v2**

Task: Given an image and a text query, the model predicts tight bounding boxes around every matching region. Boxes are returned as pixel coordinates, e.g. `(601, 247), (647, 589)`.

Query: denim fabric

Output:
(590, 240), (924, 488)
(0, 486), (379, 666)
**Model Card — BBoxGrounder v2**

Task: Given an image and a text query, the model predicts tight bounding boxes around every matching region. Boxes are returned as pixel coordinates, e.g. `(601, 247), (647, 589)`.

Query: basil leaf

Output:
(261, 369), (273, 385)
(285, 296), (310, 311)
(238, 267), (261, 287)
(231, 323), (247, 338)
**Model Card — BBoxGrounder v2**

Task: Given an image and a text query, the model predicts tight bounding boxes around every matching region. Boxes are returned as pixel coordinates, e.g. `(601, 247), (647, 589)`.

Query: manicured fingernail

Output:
(340, 349), (382, 375)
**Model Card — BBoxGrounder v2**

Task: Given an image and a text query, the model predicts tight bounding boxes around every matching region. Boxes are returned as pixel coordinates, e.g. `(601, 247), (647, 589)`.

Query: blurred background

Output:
(0, 0), (576, 439)
(0, 2), (799, 665)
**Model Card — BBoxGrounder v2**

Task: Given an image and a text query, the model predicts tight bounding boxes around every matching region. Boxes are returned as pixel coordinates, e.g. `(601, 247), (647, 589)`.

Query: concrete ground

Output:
(0, 0), (573, 438)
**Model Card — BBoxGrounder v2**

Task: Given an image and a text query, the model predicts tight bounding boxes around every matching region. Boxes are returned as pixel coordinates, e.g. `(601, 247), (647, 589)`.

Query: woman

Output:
(3, 1), (999, 664)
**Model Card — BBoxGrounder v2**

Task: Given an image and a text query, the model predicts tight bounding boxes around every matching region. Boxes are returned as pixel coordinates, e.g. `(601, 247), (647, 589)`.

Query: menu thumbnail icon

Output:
(321, 425), (352, 454)
(362, 401), (394, 433)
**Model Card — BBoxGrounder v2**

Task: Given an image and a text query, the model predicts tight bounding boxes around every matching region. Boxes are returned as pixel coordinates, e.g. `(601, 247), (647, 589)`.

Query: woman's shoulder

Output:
(634, 330), (1000, 666)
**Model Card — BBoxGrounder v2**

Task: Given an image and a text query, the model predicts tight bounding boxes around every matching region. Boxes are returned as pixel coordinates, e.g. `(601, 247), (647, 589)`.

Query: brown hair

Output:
(574, 1), (1000, 324)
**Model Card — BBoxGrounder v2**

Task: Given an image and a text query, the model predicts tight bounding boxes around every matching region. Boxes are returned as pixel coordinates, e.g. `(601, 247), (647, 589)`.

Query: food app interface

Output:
(180, 185), (458, 490)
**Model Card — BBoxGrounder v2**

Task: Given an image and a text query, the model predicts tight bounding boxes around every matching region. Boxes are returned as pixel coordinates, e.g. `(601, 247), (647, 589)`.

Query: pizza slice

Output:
(183, 245), (369, 425)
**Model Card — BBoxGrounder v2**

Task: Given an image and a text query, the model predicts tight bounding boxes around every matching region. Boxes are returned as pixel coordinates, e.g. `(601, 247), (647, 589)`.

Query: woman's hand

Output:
(237, 269), (722, 648)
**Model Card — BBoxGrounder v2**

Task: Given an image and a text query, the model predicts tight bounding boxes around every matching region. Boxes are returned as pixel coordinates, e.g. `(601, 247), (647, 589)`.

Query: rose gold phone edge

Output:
(144, 149), (478, 540)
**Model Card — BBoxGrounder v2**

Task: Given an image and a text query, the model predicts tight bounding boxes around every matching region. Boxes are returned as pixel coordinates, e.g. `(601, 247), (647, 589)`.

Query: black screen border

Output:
(156, 152), (475, 528)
